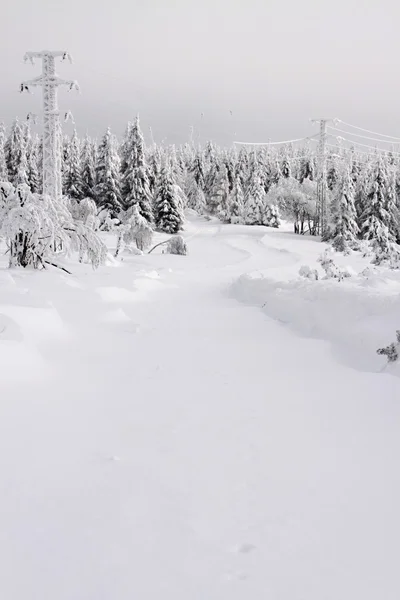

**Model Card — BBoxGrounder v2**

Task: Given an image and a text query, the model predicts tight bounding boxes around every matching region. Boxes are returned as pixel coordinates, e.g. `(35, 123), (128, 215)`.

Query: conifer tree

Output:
(5, 118), (26, 185)
(210, 163), (230, 222)
(64, 129), (83, 199)
(298, 152), (315, 183)
(244, 166), (265, 225)
(236, 147), (249, 187)
(331, 169), (359, 252)
(327, 161), (339, 191)
(0, 123), (8, 181)
(94, 128), (122, 216)
(360, 161), (390, 241)
(154, 162), (184, 233)
(81, 135), (96, 199)
(281, 152), (291, 179)
(229, 174), (245, 223)
(121, 116), (153, 222)
(27, 134), (40, 193)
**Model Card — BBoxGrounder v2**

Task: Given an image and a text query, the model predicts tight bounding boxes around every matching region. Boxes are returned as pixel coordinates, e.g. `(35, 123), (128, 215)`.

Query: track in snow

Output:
(0, 218), (399, 600)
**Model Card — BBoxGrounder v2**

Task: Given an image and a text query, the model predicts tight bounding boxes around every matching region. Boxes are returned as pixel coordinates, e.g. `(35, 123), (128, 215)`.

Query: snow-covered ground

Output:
(1, 214), (400, 600)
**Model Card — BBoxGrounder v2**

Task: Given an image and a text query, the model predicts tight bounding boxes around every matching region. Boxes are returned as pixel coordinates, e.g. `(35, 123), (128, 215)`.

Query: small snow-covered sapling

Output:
(377, 331), (400, 367)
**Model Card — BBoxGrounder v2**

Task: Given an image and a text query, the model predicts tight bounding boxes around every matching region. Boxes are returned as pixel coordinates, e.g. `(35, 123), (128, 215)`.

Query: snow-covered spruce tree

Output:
(0, 123), (9, 182)
(229, 173), (245, 224)
(0, 183), (106, 270)
(80, 135), (96, 199)
(204, 154), (221, 213)
(327, 160), (340, 192)
(360, 160), (400, 265)
(236, 146), (249, 187)
(280, 152), (292, 179)
(210, 163), (230, 222)
(64, 129), (83, 200)
(154, 161), (184, 234)
(5, 119), (27, 185)
(244, 166), (266, 225)
(27, 134), (40, 194)
(298, 151), (315, 183)
(386, 168), (400, 241)
(121, 116), (153, 223)
(331, 169), (359, 253)
(147, 145), (162, 196)
(94, 128), (122, 217)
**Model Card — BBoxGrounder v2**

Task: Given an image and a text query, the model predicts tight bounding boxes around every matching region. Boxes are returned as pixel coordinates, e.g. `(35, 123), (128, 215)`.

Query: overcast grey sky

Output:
(1, 0), (400, 146)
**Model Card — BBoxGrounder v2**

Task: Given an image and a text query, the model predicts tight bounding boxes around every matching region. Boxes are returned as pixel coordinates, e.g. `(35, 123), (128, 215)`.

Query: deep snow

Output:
(0, 215), (400, 600)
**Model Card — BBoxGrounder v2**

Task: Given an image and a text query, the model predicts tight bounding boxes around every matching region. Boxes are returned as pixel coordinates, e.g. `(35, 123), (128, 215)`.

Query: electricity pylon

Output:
(20, 50), (79, 201)
(311, 118), (334, 237)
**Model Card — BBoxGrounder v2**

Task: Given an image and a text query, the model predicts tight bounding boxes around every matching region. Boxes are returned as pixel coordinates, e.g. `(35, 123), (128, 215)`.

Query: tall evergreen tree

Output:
(27, 134), (40, 193)
(331, 169), (359, 252)
(94, 128), (122, 216)
(281, 152), (292, 179)
(121, 116), (153, 222)
(154, 162), (184, 233)
(64, 129), (83, 199)
(229, 173), (245, 223)
(0, 123), (8, 181)
(5, 118), (26, 185)
(81, 135), (96, 199)
(244, 166), (265, 225)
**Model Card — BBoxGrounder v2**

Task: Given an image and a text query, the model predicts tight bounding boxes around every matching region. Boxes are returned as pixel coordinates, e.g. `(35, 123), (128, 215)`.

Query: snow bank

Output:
(230, 269), (400, 374)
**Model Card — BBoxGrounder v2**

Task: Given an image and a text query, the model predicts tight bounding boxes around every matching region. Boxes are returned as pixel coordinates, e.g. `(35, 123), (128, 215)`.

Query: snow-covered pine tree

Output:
(331, 168), (359, 252)
(298, 151), (315, 183)
(0, 123), (9, 182)
(204, 153), (221, 213)
(327, 160), (340, 191)
(281, 151), (292, 179)
(361, 160), (390, 241)
(210, 163), (230, 222)
(5, 118), (27, 185)
(147, 145), (162, 196)
(236, 146), (249, 187)
(229, 173), (245, 223)
(64, 129), (83, 200)
(80, 135), (96, 199)
(94, 128), (122, 216)
(186, 151), (206, 214)
(386, 168), (400, 241)
(154, 161), (184, 233)
(244, 165), (265, 225)
(121, 116), (153, 223)
(27, 134), (40, 193)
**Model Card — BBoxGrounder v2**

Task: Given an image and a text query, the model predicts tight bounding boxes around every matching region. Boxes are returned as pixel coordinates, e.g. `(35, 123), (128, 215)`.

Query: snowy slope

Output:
(0, 216), (399, 600)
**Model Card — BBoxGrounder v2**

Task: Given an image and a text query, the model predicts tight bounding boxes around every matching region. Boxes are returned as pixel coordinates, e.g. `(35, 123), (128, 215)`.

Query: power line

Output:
(329, 136), (400, 156)
(328, 126), (400, 145)
(233, 135), (318, 146)
(336, 119), (400, 141)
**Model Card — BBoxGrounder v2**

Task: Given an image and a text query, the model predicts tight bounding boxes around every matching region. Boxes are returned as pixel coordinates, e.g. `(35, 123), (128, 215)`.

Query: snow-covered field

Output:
(1, 214), (400, 600)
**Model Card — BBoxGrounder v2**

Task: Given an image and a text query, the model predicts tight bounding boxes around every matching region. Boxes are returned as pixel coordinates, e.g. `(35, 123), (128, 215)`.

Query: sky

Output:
(1, 0), (400, 147)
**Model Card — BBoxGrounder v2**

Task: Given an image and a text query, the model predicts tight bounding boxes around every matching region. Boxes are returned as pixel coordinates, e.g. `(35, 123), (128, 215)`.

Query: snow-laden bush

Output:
(0, 182), (107, 270)
(377, 331), (400, 367)
(115, 204), (154, 257)
(299, 265), (319, 280)
(166, 235), (188, 255)
(317, 249), (352, 281)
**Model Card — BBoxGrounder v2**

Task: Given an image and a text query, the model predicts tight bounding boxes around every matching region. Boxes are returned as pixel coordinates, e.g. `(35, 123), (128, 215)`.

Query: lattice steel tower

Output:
(20, 50), (79, 200)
